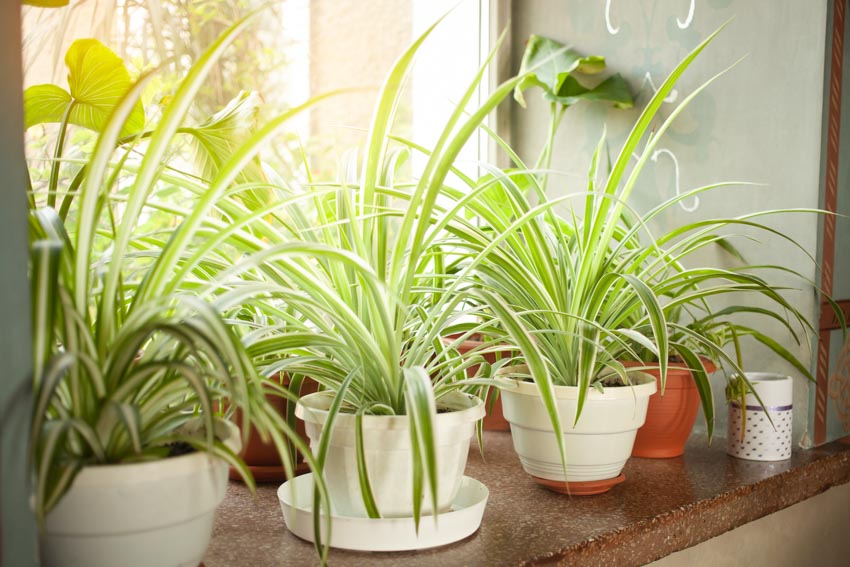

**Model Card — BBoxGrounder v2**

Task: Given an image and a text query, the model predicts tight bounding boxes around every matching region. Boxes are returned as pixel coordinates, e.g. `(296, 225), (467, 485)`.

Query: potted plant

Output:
(627, 280), (825, 458)
(439, 36), (636, 433)
(205, 22), (564, 550)
(26, 23), (320, 566)
(431, 26), (806, 493)
(491, 28), (845, 470)
(625, 317), (719, 459)
(428, 32), (721, 495)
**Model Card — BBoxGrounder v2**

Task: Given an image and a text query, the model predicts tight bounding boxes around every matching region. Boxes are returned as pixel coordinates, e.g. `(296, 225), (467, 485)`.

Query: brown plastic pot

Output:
(628, 358), (717, 459)
(445, 334), (511, 431)
(228, 377), (318, 482)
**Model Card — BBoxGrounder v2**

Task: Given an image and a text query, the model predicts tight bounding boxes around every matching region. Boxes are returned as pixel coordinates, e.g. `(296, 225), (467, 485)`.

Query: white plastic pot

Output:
(295, 391), (484, 518)
(727, 372), (793, 461)
(41, 419), (240, 567)
(500, 374), (656, 483)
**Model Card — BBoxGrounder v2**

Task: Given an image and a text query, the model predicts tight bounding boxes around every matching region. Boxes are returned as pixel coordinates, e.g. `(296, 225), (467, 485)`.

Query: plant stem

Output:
(47, 101), (75, 209)
(535, 103), (566, 195)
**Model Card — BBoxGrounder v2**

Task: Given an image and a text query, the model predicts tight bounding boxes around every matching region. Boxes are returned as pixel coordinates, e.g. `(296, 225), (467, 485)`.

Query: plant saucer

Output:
(277, 474), (488, 551)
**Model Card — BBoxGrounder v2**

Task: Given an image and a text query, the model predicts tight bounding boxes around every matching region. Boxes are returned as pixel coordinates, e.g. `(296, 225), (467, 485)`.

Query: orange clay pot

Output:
(228, 377), (318, 482)
(628, 359), (716, 458)
(446, 334), (511, 431)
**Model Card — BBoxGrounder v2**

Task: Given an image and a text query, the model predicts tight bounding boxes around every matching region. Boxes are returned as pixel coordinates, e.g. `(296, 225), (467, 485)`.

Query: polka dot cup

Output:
(726, 373), (793, 462)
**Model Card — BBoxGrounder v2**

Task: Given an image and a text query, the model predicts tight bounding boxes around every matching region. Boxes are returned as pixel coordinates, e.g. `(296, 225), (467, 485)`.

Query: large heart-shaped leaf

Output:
(547, 73), (634, 109)
(514, 34), (607, 107)
(24, 39), (144, 135)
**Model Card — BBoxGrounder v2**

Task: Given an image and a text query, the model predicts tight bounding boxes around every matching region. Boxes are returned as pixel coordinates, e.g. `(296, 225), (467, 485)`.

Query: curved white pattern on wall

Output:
(651, 148), (698, 212)
(641, 71), (679, 104)
(677, 0), (696, 29)
(605, 0), (620, 35)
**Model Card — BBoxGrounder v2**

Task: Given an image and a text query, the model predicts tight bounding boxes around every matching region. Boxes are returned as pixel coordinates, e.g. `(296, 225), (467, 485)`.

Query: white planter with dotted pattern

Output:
(726, 373), (793, 461)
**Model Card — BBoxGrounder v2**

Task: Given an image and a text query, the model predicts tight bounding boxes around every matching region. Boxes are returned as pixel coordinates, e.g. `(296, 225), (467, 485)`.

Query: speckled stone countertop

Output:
(204, 433), (850, 566)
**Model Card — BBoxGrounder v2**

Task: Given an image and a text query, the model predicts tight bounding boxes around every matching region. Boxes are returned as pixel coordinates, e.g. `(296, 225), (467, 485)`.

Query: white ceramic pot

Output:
(727, 372), (793, 461)
(295, 391), (484, 518)
(41, 419), (240, 567)
(500, 374), (656, 483)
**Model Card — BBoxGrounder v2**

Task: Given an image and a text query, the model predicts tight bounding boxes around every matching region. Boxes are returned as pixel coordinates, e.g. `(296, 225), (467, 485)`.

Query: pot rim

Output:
(296, 390), (485, 429)
(622, 356), (718, 375)
(64, 418), (240, 487)
(441, 333), (516, 356)
(501, 372), (657, 400)
(742, 371), (792, 383)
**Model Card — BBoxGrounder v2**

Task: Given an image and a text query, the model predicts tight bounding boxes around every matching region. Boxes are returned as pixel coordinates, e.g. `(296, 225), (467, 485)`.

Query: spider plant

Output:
(26, 15), (323, 529)
(183, 18), (570, 533)
(431, 23), (843, 470)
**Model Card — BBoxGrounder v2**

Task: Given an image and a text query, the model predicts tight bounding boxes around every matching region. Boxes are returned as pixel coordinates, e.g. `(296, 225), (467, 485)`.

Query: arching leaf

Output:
(184, 91), (270, 208)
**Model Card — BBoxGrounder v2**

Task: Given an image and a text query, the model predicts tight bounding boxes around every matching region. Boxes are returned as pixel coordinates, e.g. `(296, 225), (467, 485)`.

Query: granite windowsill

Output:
(204, 433), (850, 566)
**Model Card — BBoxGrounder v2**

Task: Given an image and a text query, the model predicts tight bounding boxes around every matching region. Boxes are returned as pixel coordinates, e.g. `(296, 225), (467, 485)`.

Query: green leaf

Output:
(672, 344), (715, 439)
(24, 39), (144, 135)
(547, 73), (634, 109)
(354, 409), (380, 519)
(514, 34), (607, 107)
(31, 240), (63, 389)
(185, 91), (269, 203)
(23, 85), (71, 129)
(23, 0), (69, 6)
(403, 367), (439, 531)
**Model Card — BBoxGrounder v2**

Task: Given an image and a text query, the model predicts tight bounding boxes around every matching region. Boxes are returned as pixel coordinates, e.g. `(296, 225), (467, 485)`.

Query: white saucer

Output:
(277, 474), (488, 552)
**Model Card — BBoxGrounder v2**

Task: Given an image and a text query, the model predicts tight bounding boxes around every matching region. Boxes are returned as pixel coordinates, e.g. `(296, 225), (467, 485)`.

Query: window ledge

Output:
(204, 432), (850, 566)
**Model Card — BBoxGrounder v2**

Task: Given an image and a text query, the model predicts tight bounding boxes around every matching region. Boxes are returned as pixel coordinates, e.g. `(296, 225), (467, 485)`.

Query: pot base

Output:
(530, 473), (626, 495)
(632, 446), (685, 459)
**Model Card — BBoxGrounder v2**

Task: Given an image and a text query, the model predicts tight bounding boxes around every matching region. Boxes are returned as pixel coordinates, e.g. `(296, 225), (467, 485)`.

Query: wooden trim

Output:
(815, 0), (847, 446)
(821, 299), (850, 331)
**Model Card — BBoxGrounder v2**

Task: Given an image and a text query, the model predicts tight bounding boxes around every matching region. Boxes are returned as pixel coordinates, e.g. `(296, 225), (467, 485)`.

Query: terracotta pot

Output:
(228, 377), (318, 482)
(445, 334), (511, 431)
(531, 473), (626, 496)
(628, 358), (716, 459)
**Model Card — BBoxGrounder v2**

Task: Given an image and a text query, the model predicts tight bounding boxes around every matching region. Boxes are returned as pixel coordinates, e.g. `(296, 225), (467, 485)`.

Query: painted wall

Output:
(649, 480), (850, 566)
(309, 0), (412, 158)
(1, 1), (37, 564)
(511, 0), (830, 444)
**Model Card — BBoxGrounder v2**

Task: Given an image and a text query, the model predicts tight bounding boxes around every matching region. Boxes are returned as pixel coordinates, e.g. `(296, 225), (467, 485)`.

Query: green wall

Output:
(1, 1), (38, 565)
